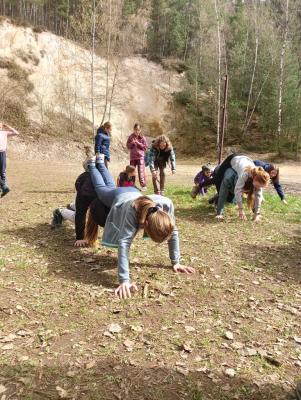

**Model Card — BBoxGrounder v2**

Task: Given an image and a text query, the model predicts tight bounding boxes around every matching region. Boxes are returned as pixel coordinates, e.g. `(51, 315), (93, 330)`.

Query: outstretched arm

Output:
(2, 124), (19, 136)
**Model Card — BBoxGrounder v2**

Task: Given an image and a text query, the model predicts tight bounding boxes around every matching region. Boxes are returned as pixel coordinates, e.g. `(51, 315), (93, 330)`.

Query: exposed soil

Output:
(0, 158), (300, 400)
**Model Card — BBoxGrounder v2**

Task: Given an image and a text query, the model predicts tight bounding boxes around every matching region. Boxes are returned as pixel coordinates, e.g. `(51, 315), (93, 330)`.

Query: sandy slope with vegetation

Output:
(0, 19), (182, 150)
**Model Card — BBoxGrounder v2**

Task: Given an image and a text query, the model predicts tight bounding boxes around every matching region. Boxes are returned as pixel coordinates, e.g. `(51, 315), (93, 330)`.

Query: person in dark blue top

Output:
(253, 160), (287, 204)
(95, 121), (112, 168)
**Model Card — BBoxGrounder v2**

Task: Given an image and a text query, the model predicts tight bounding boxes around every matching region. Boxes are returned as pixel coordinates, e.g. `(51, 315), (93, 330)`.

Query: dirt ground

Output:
(0, 157), (301, 400)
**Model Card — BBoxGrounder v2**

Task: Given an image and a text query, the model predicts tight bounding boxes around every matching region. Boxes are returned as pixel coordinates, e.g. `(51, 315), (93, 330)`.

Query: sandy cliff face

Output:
(0, 20), (182, 152)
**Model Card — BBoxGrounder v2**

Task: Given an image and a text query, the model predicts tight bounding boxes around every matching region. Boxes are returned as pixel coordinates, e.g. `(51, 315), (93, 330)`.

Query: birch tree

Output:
(277, 0), (289, 153)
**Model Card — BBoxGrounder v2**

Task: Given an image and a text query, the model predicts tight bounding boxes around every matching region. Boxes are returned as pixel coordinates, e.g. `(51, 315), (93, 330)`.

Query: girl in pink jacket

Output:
(126, 123), (148, 191)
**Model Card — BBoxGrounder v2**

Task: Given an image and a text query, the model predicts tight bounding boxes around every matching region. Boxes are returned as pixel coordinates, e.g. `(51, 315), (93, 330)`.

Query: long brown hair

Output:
(133, 196), (174, 243)
(153, 135), (173, 151)
(84, 208), (99, 247)
(101, 121), (112, 135)
(243, 167), (270, 210)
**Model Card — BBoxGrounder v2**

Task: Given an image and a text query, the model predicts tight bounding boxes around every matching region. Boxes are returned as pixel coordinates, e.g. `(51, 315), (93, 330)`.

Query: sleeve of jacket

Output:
(136, 136), (148, 151)
(95, 133), (102, 154)
(273, 180), (285, 200)
(126, 135), (135, 150)
(253, 188), (263, 213)
(75, 195), (90, 240)
(169, 149), (176, 171)
(194, 172), (201, 185)
(117, 211), (139, 283)
(149, 147), (156, 171)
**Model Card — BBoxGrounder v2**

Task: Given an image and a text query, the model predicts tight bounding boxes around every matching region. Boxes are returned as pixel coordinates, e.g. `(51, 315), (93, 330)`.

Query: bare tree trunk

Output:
(214, 0), (221, 149)
(245, 73), (270, 132)
(108, 61), (120, 120)
(243, 1), (258, 136)
(91, 0), (97, 139)
(101, 0), (112, 125)
(277, 0), (289, 154)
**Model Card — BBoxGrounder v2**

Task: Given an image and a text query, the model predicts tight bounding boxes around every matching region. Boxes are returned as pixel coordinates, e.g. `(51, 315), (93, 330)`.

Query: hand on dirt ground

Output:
(115, 282), (138, 299)
(252, 214), (261, 223)
(74, 240), (88, 247)
(238, 210), (247, 221)
(215, 214), (224, 221)
(173, 264), (195, 274)
(282, 199), (288, 205)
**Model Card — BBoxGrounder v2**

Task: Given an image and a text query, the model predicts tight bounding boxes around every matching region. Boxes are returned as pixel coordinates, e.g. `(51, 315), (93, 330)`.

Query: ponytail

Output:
(84, 208), (99, 247)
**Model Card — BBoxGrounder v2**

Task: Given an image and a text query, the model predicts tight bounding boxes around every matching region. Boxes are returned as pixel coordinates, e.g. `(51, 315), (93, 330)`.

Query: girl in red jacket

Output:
(126, 123), (148, 191)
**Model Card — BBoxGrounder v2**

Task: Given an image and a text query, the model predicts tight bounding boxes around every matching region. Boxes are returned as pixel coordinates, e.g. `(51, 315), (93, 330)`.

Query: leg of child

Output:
(60, 208), (75, 223)
(137, 159), (146, 188)
(152, 166), (160, 194)
(88, 162), (113, 207)
(159, 165), (166, 194)
(95, 158), (115, 188)
(0, 151), (9, 194)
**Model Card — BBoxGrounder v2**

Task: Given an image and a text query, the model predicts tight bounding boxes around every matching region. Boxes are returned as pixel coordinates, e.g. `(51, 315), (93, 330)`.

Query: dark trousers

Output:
(0, 151), (8, 191)
(215, 154), (237, 193)
(152, 163), (166, 194)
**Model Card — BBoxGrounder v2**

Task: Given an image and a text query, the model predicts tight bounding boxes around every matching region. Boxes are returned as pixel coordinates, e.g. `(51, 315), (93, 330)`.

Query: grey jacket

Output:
(101, 192), (180, 283)
(230, 156), (263, 212)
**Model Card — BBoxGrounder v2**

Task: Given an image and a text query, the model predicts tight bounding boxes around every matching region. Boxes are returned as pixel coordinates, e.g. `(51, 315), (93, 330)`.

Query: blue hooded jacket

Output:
(95, 127), (111, 161)
(254, 160), (285, 200)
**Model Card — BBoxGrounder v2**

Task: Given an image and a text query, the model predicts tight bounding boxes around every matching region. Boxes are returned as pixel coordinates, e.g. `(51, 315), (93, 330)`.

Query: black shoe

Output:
(296, 381), (301, 400)
(51, 208), (63, 229)
(208, 193), (218, 205)
(1, 187), (10, 198)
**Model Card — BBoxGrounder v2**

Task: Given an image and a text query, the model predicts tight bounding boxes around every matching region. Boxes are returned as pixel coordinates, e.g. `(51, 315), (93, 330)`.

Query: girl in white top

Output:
(216, 155), (270, 222)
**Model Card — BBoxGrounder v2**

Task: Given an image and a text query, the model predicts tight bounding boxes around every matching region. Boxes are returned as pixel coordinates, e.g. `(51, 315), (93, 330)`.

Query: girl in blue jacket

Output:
(95, 121), (112, 168)
(253, 160), (287, 204)
(84, 154), (194, 299)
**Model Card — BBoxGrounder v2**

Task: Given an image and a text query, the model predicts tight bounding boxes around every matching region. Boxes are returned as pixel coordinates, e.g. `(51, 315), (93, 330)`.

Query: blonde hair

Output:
(244, 166), (270, 210)
(101, 121), (112, 133)
(133, 196), (174, 243)
(84, 208), (99, 247)
(153, 135), (173, 151)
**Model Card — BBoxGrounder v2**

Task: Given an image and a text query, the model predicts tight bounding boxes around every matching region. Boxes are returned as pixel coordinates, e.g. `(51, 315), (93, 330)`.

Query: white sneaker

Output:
(141, 186), (147, 192)
(96, 153), (105, 163)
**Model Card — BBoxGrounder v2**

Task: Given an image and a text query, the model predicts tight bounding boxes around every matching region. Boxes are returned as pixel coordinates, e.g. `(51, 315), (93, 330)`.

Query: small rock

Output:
(224, 368), (236, 378)
(294, 336), (301, 344)
(56, 386), (68, 399)
(184, 326), (195, 333)
(0, 385), (7, 395)
(108, 323), (122, 334)
(224, 331), (234, 340)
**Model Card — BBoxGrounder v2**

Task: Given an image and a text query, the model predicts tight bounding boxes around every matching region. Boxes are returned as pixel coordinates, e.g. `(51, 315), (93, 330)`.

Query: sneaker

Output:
(96, 153), (105, 163)
(141, 186), (147, 192)
(67, 203), (76, 211)
(83, 146), (96, 170)
(1, 187), (10, 198)
(51, 208), (63, 229)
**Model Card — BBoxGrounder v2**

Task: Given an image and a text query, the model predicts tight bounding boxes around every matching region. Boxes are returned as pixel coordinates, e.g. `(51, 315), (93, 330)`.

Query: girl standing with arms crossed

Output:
(126, 123), (148, 191)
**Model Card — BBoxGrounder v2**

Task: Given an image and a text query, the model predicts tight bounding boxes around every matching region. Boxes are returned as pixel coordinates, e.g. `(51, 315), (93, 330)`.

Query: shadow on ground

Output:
(0, 359), (297, 400)
(7, 223), (173, 289)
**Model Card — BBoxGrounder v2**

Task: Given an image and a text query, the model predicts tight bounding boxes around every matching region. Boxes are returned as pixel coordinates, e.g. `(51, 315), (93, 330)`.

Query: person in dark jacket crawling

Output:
(95, 121), (112, 168)
(253, 160), (287, 204)
(51, 171), (110, 247)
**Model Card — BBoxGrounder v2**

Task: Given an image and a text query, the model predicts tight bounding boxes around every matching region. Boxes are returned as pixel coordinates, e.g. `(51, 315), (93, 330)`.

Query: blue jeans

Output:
(0, 151), (8, 191)
(89, 161), (139, 208)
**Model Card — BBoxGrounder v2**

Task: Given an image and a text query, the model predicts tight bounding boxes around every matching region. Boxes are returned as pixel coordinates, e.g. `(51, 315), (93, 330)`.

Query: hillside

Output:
(0, 19), (182, 159)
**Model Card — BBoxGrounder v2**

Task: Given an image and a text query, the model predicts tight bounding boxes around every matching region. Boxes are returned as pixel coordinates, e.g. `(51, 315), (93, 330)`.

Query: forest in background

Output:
(0, 0), (301, 158)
